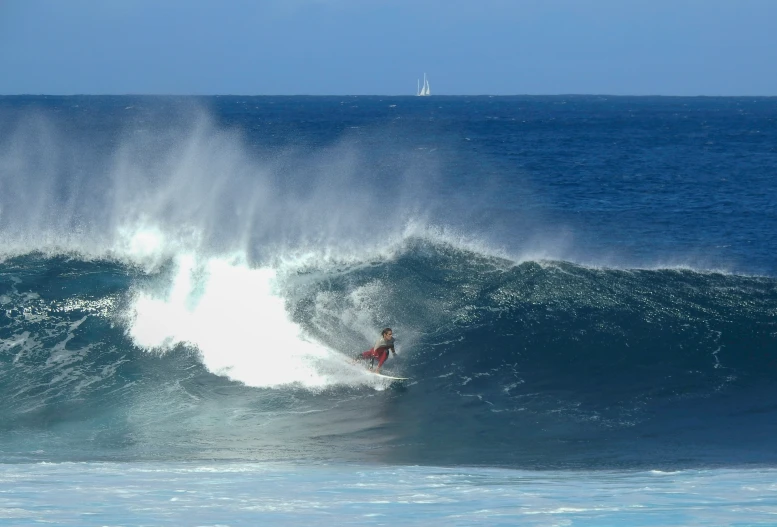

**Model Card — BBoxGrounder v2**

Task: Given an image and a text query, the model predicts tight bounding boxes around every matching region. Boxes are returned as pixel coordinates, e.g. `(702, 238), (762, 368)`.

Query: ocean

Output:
(1, 95), (776, 525)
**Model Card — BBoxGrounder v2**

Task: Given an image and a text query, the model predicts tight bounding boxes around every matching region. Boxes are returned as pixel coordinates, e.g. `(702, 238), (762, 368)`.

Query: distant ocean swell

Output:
(1, 239), (775, 467)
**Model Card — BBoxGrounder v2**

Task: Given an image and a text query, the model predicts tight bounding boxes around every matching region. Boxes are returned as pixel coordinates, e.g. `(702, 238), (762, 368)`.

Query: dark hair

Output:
(382, 327), (392, 337)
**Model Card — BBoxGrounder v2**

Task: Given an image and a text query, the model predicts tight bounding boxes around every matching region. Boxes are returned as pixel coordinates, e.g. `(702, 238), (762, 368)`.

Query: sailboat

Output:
(417, 73), (430, 96)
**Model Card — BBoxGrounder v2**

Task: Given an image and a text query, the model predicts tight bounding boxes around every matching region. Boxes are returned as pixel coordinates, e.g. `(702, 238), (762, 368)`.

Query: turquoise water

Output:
(2, 463), (776, 526)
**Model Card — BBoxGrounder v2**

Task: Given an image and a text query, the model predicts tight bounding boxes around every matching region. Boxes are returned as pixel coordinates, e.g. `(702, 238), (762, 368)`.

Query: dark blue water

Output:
(0, 95), (775, 469)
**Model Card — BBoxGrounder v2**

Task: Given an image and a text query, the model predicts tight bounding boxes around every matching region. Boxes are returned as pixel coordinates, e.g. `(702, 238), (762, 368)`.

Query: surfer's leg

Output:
(375, 350), (389, 372)
(358, 349), (378, 369)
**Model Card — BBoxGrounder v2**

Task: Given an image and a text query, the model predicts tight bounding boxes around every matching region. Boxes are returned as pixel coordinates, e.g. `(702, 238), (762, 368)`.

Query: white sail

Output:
(418, 73), (431, 96)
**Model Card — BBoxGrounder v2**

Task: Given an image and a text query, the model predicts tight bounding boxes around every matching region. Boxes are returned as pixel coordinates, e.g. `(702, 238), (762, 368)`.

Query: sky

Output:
(1, 0), (776, 96)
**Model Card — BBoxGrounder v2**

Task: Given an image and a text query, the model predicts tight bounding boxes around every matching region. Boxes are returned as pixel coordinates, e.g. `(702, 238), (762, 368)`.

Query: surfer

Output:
(356, 328), (396, 374)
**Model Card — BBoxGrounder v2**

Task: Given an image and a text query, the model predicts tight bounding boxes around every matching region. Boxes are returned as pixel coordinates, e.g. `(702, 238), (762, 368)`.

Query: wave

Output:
(1, 102), (775, 467)
(1, 238), (775, 467)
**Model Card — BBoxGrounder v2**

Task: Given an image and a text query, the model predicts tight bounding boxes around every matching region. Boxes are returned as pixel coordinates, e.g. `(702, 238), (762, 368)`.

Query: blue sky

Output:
(1, 0), (775, 95)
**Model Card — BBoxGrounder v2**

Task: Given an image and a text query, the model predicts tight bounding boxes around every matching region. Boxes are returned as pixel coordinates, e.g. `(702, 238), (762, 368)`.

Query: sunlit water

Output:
(3, 462), (776, 526)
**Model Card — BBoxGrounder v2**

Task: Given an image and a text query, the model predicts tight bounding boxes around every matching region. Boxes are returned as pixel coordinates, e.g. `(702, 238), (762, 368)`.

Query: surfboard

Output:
(372, 372), (409, 381)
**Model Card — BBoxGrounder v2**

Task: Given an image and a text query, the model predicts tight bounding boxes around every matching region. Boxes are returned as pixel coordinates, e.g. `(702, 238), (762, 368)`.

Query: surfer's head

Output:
(382, 328), (393, 339)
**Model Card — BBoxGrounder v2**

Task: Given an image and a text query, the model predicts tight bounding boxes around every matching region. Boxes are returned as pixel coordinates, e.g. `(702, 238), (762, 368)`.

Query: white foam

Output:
(127, 254), (388, 390)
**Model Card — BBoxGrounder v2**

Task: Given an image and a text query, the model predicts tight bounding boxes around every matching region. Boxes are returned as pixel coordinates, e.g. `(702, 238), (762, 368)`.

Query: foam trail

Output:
(128, 254), (383, 389)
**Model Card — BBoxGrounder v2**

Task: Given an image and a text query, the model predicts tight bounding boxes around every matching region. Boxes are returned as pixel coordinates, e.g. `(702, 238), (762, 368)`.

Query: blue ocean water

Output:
(1, 95), (776, 524)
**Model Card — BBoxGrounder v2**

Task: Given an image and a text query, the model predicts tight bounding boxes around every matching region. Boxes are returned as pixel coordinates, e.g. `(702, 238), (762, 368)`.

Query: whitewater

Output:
(1, 95), (776, 525)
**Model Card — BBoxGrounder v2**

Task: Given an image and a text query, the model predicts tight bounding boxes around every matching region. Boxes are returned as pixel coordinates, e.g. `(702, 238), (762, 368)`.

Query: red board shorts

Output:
(361, 347), (390, 368)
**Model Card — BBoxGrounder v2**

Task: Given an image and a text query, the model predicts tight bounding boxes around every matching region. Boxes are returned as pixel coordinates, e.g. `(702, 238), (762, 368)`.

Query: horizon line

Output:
(2, 93), (776, 98)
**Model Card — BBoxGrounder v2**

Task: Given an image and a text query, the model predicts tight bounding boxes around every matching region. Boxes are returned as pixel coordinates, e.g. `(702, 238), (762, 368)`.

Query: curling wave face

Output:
(1, 239), (775, 468)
